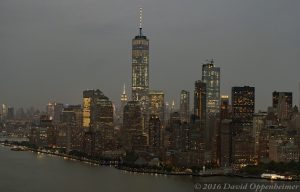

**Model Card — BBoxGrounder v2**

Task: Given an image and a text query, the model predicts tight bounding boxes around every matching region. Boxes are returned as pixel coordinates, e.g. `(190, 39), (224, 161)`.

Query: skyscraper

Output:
(123, 101), (143, 149)
(232, 86), (255, 132)
(231, 86), (255, 164)
(202, 59), (220, 116)
(1, 104), (8, 121)
(119, 84), (128, 122)
(149, 90), (164, 124)
(46, 102), (54, 120)
(46, 102), (64, 124)
(131, 8), (149, 112)
(220, 95), (230, 120)
(63, 105), (83, 151)
(180, 90), (190, 123)
(94, 97), (114, 152)
(82, 90), (104, 131)
(272, 91), (292, 121)
(148, 114), (161, 152)
(7, 107), (14, 120)
(194, 80), (206, 123)
(82, 89), (114, 155)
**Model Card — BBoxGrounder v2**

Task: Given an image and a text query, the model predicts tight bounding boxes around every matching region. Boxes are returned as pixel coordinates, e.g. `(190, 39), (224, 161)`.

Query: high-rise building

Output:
(82, 89), (114, 155)
(253, 112), (267, 159)
(231, 86), (255, 164)
(46, 102), (64, 124)
(164, 102), (170, 125)
(218, 95), (231, 166)
(57, 110), (75, 152)
(131, 8), (149, 113)
(1, 104), (7, 121)
(63, 105), (83, 151)
(149, 90), (164, 124)
(93, 97), (114, 153)
(180, 90), (190, 123)
(119, 84), (128, 123)
(220, 95), (230, 120)
(123, 101), (143, 149)
(46, 103), (54, 120)
(194, 80), (206, 124)
(7, 107), (14, 120)
(148, 114), (161, 152)
(202, 59), (220, 116)
(220, 119), (232, 167)
(232, 86), (255, 133)
(272, 91), (292, 121)
(168, 112), (182, 150)
(82, 89), (107, 131)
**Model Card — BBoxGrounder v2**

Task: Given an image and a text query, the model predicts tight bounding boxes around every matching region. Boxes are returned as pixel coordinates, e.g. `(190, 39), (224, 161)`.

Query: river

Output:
(0, 145), (299, 192)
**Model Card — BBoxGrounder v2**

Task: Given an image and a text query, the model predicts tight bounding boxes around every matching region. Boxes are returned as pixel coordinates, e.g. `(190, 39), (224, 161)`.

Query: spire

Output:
(123, 84), (126, 95)
(139, 7), (143, 36)
(121, 84), (128, 102)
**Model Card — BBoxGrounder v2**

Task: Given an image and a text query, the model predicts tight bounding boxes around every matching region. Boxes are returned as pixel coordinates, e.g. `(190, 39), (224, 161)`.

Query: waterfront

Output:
(0, 145), (194, 192)
(1, 145), (299, 192)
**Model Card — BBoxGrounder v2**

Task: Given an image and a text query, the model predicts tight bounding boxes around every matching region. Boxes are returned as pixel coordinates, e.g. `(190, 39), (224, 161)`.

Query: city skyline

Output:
(1, 0), (300, 111)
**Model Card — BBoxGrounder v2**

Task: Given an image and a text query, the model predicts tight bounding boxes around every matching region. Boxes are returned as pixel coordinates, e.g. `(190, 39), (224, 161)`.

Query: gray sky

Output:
(1, 0), (300, 111)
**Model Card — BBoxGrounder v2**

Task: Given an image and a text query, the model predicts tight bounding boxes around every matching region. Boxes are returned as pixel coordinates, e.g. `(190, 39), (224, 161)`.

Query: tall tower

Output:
(231, 86), (255, 133)
(220, 95), (230, 120)
(272, 91), (292, 121)
(202, 59), (220, 117)
(194, 80), (206, 123)
(149, 90), (164, 124)
(120, 84), (128, 122)
(123, 101), (143, 149)
(82, 89), (114, 155)
(148, 114), (161, 152)
(131, 8), (149, 112)
(82, 89), (109, 131)
(231, 86), (255, 164)
(1, 104), (7, 122)
(180, 90), (190, 123)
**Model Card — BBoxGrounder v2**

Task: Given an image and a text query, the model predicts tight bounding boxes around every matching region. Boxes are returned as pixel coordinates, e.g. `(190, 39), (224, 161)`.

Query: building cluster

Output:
(1, 10), (300, 169)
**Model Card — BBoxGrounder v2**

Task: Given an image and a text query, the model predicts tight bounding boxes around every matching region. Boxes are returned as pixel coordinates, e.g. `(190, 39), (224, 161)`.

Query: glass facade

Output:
(149, 90), (164, 123)
(202, 60), (220, 116)
(132, 34), (149, 111)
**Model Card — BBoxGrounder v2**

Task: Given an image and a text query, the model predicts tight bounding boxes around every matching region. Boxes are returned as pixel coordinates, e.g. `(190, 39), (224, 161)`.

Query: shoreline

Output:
(1, 144), (299, 181)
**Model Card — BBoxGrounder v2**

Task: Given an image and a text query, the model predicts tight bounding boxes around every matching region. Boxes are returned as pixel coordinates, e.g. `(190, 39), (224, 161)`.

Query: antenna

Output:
(139, 7), (143, 36)
(139, 7), (143, 29)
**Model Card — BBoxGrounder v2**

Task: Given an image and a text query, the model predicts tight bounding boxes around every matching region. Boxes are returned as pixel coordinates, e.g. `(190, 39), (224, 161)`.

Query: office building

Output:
(132, 8), (149, 113)
(180, 90), (190, 123)
(202, 59), (220, 116)
(149, 90), (164, 124)
(194, 80), (206, 123)
(272, 91), (293, 121)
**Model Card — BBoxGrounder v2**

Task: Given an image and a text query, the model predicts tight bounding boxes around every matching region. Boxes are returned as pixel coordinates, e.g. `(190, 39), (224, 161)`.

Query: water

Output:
(0, 145), (298, 192)
(0, 137), (29, 142)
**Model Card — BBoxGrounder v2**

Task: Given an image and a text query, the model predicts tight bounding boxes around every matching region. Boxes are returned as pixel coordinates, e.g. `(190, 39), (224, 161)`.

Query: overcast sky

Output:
(1, 0), (300, 111)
